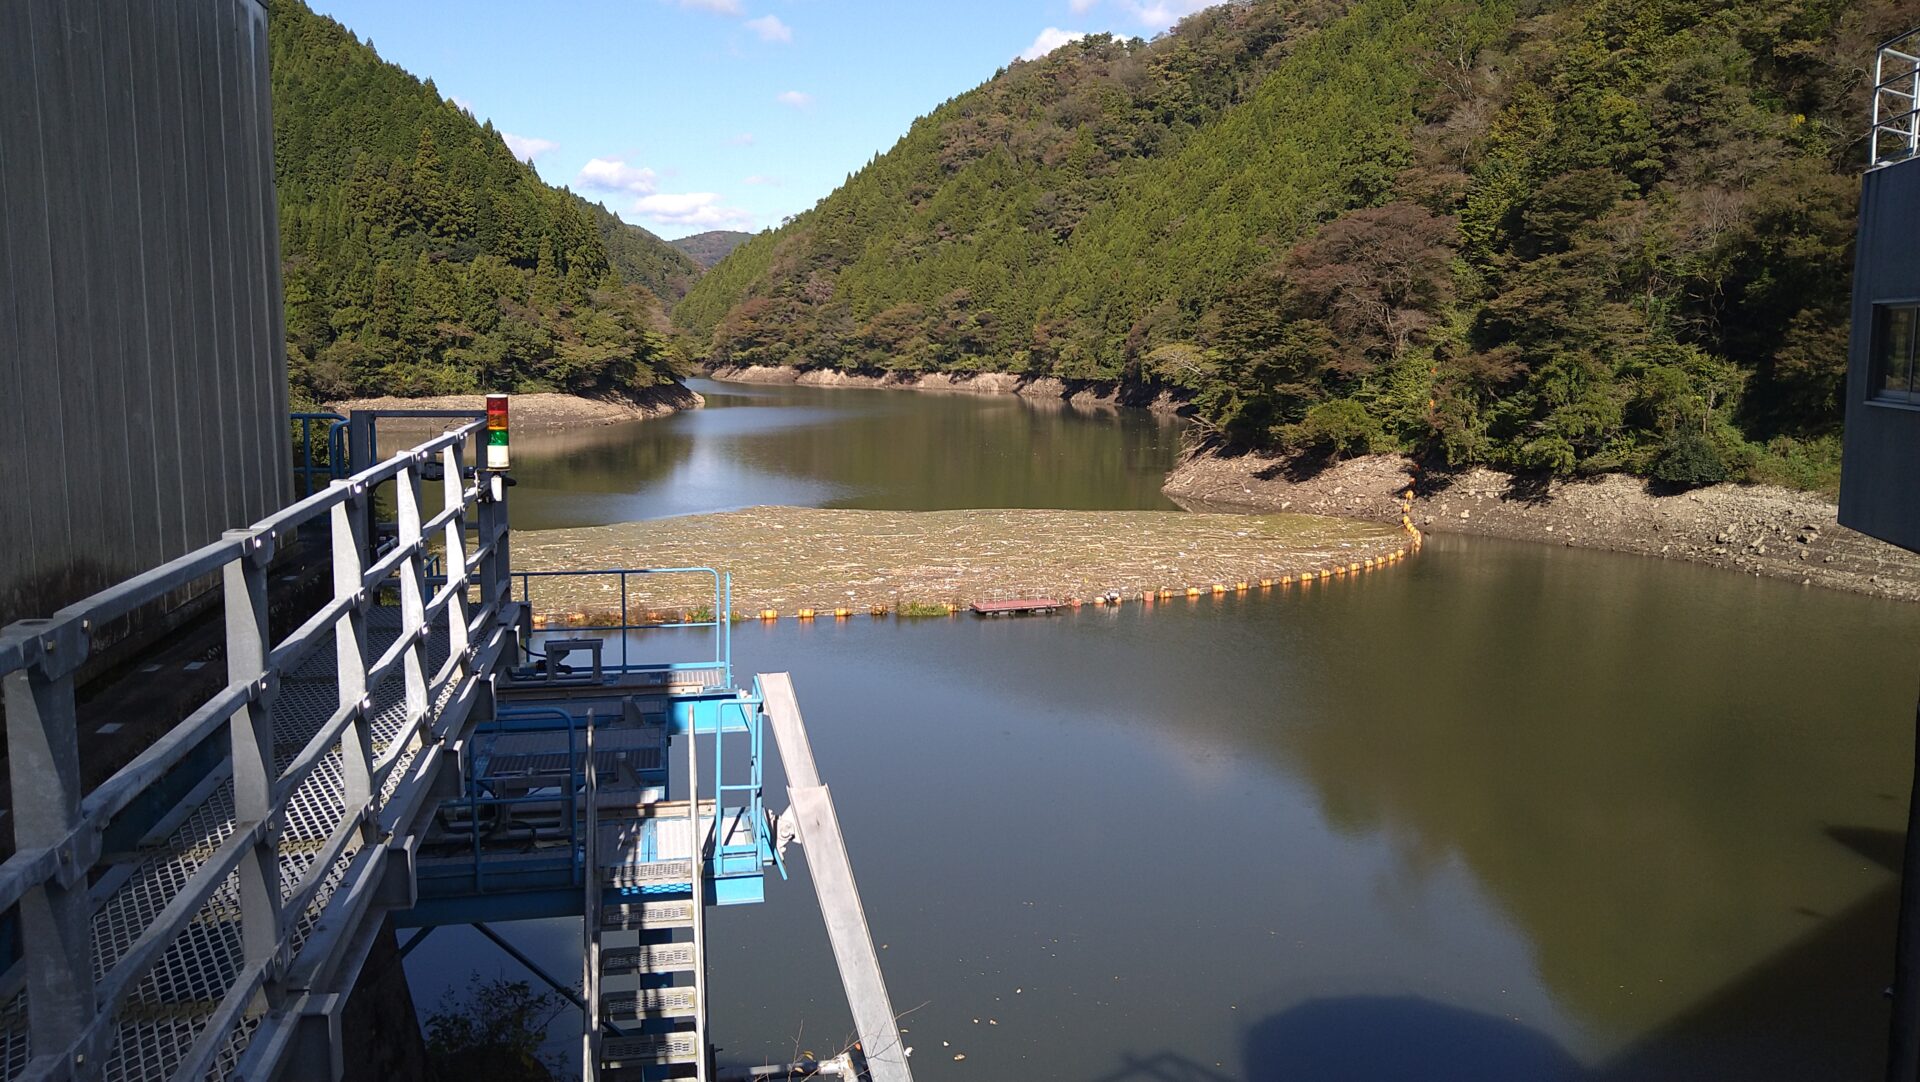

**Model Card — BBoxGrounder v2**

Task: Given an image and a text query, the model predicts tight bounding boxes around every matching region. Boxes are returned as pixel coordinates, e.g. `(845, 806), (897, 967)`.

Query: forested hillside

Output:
(672, 230), (754, 269)
(269, 0), (684, 405)
(679, 0), (1910, 489)
(578, 197), (703, 302)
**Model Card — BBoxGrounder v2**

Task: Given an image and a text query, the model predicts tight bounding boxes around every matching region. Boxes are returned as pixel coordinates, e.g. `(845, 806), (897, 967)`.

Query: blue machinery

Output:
(0, 411), (913, 1082)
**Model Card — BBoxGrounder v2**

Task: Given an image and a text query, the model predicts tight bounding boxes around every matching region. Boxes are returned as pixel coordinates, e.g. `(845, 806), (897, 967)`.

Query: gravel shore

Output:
(707, 365), (1191, 415)
(328, 383), (702, 430)
(1165, 451), (1920, 602)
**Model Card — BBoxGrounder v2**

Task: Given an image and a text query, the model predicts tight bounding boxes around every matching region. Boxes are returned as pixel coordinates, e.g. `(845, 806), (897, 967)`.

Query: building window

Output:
(1875, 303), (1920, 404)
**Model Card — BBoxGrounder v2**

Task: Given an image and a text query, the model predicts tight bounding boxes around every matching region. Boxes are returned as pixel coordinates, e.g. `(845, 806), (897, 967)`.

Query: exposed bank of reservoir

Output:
(513, 505), (1412, 619)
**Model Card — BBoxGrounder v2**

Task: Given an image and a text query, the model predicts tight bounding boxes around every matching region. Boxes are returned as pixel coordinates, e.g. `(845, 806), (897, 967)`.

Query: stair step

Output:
(603, 1030), (701, 1068)
(601, 942), (699, 976)
(602, 986), (699, 1021)
(604, 859), (694, 888)
(603, 898), (697, 931)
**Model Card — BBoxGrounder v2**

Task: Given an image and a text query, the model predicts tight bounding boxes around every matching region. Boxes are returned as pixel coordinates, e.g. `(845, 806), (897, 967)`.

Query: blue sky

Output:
(305, 0), (1217, 239)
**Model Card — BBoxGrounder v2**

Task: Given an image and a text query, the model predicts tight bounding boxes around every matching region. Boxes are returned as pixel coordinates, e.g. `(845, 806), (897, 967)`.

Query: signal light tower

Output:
(485, 393), (510, 470)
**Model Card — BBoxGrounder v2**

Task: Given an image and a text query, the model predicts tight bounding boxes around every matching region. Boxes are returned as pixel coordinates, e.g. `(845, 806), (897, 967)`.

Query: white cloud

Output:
(450, 94), (474, 113)
(727, 132), (756, 146)
(1069, 0), (1100, 11)
(1117, 0), (1213, 30)
(745, 14), (792, 42)
(672, 0), (742, 13)
(776, 90), (812, 108)
(575, 157), (658, 194)
(742, 174), (781, 186)
(1019, 27), (1087, 61)
(501, 132), (558, 161)
(631, 192), (754, 229)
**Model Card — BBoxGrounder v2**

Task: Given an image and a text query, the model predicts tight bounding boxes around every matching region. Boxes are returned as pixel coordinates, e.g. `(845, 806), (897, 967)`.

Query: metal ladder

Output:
(585, 706), (711, 1081)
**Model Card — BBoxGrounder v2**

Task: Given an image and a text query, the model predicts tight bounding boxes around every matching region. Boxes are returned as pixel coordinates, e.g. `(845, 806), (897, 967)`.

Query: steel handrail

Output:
(1872, 27), (1920, 168)
(0, 413), (504, 1082)
(290, 411), (348, 498)
(464, 707), (586, 894)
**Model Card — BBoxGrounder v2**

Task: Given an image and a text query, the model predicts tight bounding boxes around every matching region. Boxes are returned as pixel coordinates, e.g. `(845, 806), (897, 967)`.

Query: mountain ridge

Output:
(672, 230), (755, 270)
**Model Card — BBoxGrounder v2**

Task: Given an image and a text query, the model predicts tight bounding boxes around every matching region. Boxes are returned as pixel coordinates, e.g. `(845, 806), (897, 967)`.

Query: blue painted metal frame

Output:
(465, 707), (584, 896)
(514, 566), (733, 688)
(416, 681), (779, 921)
(289, 411), (348, 498)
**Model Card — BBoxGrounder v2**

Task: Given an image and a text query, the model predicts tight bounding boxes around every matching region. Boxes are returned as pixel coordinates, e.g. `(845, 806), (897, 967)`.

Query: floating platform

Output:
(970, 597), (1062, 616)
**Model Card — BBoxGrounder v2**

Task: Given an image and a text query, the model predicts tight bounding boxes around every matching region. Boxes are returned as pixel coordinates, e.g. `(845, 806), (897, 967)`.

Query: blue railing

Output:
(463, 707), (584, 895)
(445, 694), (775, 895)
(714, 690), (781, 882)
(513, 567), (733, 688)
(289, 411), (348, 498)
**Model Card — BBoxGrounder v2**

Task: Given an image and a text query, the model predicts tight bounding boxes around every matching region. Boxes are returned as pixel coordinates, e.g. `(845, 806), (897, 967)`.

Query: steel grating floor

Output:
(1, 606), (460, 1082)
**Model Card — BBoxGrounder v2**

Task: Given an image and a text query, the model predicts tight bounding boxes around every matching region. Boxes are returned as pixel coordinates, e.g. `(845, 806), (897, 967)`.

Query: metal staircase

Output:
(585, 705), (711, 1081)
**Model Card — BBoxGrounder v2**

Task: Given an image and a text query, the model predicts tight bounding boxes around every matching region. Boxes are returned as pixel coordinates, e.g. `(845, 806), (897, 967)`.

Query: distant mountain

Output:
(577, 198), (702, 302)
(671, 231), (754, 270)
(268, 0), (681, 404)
(679, 0), (1904, 490)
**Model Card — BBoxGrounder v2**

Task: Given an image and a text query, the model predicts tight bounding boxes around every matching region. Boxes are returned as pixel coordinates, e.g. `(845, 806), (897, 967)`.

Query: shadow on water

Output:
(1085, 998), (1581, 1082)
(1587, 824), (1897, 1081)
(1086, 825), (1900, 1082)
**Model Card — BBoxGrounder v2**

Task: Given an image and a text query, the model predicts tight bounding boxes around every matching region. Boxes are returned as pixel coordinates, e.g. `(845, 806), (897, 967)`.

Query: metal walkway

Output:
(0, 412), (916, 1082)
(0, 420), (512, 1082)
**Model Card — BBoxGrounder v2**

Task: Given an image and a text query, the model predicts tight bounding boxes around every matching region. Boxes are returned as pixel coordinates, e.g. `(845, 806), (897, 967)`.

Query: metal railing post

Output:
(478, 474), (509, 622)
(223, 528), (284, 1010)
(582, 710), (601, 1080)
(1904, 60), (1920, 160)
(1877, 47), (1888, 166)
(688, 711), (709, 1079)
(395, 458), (430, 731)
(330, 484), (377, 831)
(442, 445), (473, 685)
(2, 621), (100, 1077)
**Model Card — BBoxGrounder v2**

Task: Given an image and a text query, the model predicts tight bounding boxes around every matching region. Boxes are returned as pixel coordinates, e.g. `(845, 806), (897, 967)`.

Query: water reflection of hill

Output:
(507, 379), (1186, 528)
(1085, 831), (1899, 1080)
(1272, 534), (1916, 1065)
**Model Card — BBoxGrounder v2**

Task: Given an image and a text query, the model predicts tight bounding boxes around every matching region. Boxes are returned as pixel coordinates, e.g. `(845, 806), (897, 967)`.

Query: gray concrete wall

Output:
(1839, 157), (1920, 553)
(0, 0), (291, 628)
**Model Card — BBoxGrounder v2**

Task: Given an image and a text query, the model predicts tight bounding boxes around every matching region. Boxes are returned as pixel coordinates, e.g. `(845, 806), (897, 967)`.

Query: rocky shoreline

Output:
(328, 381), (703, 430)
(706, 364), (1191, 415)
(1165, 450), (1920, 602)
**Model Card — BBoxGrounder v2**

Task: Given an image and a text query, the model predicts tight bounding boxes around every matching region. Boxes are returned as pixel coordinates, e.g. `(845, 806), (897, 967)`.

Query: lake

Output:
(406, 378), (1920, 1080)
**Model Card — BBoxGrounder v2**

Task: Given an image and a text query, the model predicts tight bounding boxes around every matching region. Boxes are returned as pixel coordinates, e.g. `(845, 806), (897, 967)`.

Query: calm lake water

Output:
(505, 379), (1184, 529)
(407, 378), (1920, 1080)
